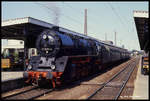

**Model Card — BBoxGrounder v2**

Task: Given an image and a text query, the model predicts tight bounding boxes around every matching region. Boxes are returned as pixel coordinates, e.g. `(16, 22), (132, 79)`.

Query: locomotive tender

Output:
(23, 26), (130, 88)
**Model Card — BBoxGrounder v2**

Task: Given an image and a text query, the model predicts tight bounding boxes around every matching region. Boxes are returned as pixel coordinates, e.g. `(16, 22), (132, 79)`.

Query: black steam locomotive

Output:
(23, 27), (130, 88)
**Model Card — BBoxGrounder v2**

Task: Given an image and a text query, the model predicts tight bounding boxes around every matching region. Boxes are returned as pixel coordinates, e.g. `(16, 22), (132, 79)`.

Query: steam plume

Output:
(46, 2), (61, 26)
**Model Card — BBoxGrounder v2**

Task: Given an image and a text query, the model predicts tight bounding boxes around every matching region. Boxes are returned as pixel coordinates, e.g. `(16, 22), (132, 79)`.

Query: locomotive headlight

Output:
(51, 65), (55, 70)
(48, 35), (54, 41)
(28, 65), (32, 70)
(43, 34), (47, 39)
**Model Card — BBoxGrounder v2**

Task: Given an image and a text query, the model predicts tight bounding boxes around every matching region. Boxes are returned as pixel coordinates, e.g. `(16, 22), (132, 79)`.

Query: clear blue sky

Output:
(2, 1), (149, 51)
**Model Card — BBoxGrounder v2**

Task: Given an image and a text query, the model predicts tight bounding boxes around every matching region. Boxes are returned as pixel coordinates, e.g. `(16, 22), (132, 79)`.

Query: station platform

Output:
(1, 71), (23, 82)
(1, 71), (25, 93)
(132, 56), (149, 99)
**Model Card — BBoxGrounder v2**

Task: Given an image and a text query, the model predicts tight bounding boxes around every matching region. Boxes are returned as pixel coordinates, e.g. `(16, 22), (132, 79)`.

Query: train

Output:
(23, 26), (130, 88)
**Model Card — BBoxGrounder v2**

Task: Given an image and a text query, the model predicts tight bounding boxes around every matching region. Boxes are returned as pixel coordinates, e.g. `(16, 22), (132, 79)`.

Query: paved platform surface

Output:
(132, 56), (149, 99)
(1, 71), (23, 82)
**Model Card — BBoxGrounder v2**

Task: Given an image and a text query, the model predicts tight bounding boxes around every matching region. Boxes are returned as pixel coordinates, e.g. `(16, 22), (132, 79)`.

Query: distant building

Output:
(131, 49), (140, 56)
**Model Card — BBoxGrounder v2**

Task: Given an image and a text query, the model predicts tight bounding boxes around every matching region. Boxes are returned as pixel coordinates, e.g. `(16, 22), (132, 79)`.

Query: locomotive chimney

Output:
(84, 9), (87, 35)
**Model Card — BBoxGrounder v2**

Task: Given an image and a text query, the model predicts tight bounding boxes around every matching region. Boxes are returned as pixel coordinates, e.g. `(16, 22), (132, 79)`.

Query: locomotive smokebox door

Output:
(36, 29), (61, 57)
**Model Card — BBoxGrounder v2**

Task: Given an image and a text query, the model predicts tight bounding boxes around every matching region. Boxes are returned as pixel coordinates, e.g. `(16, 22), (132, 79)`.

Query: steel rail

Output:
(2, 86), (38, 99)
(86, 58), (136, 100)
(28, 88), (54, 100)
(114, 58), (139, 100)
(3, 87), (54, 100)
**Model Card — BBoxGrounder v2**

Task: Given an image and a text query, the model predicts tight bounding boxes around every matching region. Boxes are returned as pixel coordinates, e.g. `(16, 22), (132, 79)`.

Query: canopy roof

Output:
(2, 17), (53, 40)
(133, 11), (149, 52)
(1, 17), (91, 40)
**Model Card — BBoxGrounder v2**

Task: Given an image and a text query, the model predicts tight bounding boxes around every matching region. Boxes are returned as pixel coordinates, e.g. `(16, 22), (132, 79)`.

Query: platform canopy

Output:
(1, 17), (91, 40)
(1, 17), (54, 40)
(133, 11), (149, 53)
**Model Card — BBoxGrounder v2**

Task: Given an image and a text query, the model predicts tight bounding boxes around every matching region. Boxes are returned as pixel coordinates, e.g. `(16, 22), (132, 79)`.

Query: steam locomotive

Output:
(23, 27), (130, 88)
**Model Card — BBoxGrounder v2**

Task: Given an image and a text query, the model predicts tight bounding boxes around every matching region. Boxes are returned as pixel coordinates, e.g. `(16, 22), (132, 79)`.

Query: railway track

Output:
(86, 57), (139, 100)
(2, 85), (54, 100)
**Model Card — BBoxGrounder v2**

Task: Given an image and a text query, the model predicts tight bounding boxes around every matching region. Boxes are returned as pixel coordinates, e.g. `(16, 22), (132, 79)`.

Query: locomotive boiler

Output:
(23, 27), (130, 88)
